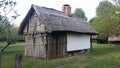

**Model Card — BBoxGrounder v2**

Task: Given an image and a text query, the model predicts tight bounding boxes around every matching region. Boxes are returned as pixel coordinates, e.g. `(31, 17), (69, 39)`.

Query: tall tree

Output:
(110, 0), (120, 34)
(96, 1), (115, 16)
(0, 0), (20, 52)
(73, 8), (87, 21)
(90, 0), (120, 42)
(112, 0), (120, 6)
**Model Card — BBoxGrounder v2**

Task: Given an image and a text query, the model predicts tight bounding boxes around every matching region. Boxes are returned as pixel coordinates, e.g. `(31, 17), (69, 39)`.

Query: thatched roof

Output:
(108, 35), (120, 42)
(19, 4), (98, 35)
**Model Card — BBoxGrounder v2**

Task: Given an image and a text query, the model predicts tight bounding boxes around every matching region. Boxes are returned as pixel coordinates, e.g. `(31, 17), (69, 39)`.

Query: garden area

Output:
(0, 43), (120, 68)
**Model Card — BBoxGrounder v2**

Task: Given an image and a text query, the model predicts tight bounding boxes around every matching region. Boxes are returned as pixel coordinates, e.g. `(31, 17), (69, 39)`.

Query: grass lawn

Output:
(0, 43), (120, 68)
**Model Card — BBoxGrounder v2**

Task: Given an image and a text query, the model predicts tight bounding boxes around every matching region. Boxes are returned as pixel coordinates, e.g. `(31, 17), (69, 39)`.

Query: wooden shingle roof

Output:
(19, 4), (98, 35)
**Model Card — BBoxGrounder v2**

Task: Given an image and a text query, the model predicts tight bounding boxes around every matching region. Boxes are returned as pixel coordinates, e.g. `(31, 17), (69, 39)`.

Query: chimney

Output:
(62, 4), (71, 16)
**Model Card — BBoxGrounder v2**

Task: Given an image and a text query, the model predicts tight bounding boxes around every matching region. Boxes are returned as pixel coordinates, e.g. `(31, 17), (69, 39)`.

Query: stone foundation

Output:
(67, 49), (91, 56)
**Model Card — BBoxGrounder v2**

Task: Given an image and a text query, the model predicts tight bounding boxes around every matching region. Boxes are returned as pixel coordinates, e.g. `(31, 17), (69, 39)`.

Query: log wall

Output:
(25, 34), (46, 59)
(25, 35), (34, 57)
(47, 33), (67, 59)
(34, 34), (46, 59)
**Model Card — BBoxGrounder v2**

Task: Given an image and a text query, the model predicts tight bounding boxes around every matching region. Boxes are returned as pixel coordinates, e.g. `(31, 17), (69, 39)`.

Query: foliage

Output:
(0, 25), (25, 42)
(0, 43), (120, 68)
(90, 0), (120, 42)
(0, 20), (14, 42)
(13, 28), (25, 42)
(73, 8), (87, 21)
(0, 0), (20, 44)
(112, 0), (120, 6)
(0, 0), (19, 20)
(89, 17), (96, 24)
(96, 1), (115, 16)
(111, 0), (120, 35)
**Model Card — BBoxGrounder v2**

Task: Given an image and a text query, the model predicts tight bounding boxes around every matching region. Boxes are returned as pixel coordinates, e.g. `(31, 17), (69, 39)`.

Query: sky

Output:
(12, 0), (102, 26)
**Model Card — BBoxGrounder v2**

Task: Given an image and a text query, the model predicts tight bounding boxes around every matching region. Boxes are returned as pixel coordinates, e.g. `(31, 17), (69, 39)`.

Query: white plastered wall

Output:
(67, 33), (90, 51)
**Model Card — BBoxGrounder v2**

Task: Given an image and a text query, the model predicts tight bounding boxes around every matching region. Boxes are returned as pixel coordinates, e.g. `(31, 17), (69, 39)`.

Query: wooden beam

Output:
(90, 35), (92, 52)
(44, 33), (48, 60)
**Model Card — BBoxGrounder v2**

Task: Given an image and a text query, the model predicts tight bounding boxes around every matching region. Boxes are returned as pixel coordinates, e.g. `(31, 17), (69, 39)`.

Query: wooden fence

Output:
(0, 52), (22, 68)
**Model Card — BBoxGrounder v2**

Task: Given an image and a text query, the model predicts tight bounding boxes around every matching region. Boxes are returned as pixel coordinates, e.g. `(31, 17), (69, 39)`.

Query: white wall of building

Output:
(67, 33), (90, 51)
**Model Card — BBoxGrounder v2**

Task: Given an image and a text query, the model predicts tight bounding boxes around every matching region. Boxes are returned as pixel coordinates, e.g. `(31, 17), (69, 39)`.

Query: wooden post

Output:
(0, 52), (3, 68)
(45, 33), (48, 60)
(14, 54), (22, 68)
(90, 35), (92, 52)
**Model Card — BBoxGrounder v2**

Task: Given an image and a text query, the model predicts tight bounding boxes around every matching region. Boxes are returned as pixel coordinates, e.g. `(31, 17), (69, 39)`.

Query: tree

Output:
(89, 17), (96, 24)
(112, 0), (120, 6)
(96, 1), (115, 16)
(73, 8), (87, 21)
(0, 0), (20, 52)
(90, 0), (120, 42)
(110, 0), (120, 34)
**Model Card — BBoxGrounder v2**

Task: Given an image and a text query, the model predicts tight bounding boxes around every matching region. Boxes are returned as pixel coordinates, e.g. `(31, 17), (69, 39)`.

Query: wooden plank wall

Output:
(25, 33), (67, 59)
(34, 34), (46, 59)
(58, 34), (67, 57)
(25, 35), (34, 57)
(47, 34), (67, 59)
(25, 34), (47, 59)
(24, 12), (47, 59)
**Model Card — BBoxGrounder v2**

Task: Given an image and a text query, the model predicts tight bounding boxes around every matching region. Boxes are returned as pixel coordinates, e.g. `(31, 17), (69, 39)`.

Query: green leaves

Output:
(90, 0), (120, 42)
(0, 0), (16, 6)
(73, 8), (85, 18)
(0, 0), (19, 21)
(0, 0), (20, 43)
(96, 1), (114, 16)
(73, 8), (87, 21)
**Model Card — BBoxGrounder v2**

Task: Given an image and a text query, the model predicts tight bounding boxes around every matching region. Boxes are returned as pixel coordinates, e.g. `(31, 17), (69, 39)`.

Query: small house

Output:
(19, 4), (98, 59)
(91, 35), (98, 43)
(108, 34), (120, 45)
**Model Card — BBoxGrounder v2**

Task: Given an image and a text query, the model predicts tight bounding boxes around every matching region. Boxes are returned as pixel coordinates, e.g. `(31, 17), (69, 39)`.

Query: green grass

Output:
(0, 43), (120, 68)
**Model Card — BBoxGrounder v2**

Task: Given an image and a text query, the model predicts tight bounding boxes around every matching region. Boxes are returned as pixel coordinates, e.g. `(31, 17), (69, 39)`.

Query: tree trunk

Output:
(1, 42), (10, 52)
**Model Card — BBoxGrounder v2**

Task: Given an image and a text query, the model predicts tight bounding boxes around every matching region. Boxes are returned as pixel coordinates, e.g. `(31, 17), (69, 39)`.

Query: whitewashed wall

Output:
(67, 33), (90, 51)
